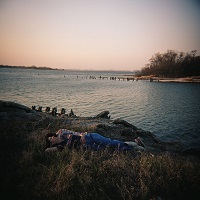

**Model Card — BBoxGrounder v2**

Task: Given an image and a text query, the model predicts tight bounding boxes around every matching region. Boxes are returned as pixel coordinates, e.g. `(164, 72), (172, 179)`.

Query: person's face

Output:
(48, 136), (53, 143)
(48, 136), (62, 145)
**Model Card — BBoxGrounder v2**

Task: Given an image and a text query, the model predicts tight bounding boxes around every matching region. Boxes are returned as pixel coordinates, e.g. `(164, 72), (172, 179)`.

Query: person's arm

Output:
(67, 134), (81, 150)
(66, 134), (72, 146)
(55, 129), (62, 135)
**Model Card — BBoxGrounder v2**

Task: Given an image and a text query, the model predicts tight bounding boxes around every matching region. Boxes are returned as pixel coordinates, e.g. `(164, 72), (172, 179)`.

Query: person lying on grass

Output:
(45, 129), (146, 153)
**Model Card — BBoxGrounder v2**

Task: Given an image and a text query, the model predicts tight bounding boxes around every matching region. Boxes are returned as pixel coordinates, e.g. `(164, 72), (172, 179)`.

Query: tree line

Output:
(0, 65), (57, 70)
(139, 50), (200, 77)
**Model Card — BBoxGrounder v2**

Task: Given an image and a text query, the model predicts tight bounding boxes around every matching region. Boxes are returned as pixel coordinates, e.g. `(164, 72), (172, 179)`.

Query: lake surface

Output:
(1, 68), (200, 149)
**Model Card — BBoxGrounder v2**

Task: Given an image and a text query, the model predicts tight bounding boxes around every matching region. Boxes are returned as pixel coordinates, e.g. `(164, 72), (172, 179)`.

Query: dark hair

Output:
(45, 132), (57, 138)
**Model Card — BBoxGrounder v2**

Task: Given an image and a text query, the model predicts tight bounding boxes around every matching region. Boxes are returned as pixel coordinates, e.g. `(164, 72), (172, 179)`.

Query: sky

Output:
(0, 0), (200, 71)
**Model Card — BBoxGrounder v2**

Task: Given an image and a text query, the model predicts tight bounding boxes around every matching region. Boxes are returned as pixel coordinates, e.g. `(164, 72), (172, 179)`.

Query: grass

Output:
(0, 118), (200, 200)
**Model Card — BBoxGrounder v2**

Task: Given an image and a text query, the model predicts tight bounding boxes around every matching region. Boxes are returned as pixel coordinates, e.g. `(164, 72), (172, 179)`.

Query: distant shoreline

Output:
(0, 65), (61, 70)
(0, 65), (135, 73)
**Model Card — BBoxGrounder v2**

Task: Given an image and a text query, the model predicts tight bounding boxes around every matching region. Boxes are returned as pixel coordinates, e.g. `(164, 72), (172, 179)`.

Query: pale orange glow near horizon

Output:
(0, 0), (200, 71)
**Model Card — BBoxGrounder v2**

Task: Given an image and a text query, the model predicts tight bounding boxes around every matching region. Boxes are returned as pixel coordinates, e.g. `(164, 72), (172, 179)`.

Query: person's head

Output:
(45, 132), (57, 148)
(48, 136), (62, 146)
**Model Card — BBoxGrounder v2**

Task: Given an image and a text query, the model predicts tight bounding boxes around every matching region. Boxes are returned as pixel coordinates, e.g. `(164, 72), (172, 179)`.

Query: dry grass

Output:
(1, 119), (200, 200)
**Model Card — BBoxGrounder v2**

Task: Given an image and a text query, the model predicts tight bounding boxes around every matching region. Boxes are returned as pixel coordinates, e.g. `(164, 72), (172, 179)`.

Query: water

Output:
(1, 68), (200, 149)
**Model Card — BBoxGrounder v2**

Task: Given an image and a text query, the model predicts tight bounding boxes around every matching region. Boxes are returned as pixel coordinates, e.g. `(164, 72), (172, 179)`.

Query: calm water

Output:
(1, 68), (200, 149)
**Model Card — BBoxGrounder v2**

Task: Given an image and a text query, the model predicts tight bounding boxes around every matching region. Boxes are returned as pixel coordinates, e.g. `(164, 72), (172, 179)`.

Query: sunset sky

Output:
(0, 0), (200, 70)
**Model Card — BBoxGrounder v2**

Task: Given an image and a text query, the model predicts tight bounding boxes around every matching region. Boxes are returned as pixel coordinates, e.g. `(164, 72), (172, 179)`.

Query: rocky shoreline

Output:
(151, 77), (200, 83)
(135, 75), (200, 83)
(1, 100), (199, 157)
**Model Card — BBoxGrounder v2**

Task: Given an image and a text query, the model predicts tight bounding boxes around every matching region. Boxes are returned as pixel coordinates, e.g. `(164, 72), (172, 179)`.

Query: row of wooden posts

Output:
(77, 75), (157, 82)
(31, 106), (75, 116)
(100, 76), (155, 82)
(82, 75), (138, 81)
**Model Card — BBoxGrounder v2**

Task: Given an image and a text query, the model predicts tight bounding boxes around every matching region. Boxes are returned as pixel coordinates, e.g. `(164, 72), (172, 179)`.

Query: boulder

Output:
(95, 111), (110, 119)
(113, 118), (138, 130)
(0, 100), (33, 113)
(0, 100), (39, 120)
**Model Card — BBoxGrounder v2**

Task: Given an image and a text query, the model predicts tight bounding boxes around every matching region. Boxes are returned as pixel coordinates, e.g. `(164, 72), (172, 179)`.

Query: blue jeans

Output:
(84, 133), (132, 151)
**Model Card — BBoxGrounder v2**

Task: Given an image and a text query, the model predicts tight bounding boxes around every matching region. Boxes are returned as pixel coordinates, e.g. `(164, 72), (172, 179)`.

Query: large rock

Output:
(95, 111), (110, 119)
(113, 118), (138, 130)
(0, 100), (33, 112)
(0, 100), (39, 120)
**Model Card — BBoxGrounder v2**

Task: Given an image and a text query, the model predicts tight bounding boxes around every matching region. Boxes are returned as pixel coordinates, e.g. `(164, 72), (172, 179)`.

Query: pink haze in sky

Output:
(0, 0), (200, 70)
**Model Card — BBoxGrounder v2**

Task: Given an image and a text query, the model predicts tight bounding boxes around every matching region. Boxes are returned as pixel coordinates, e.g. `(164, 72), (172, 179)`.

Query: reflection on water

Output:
(0, 68), (200, 149)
